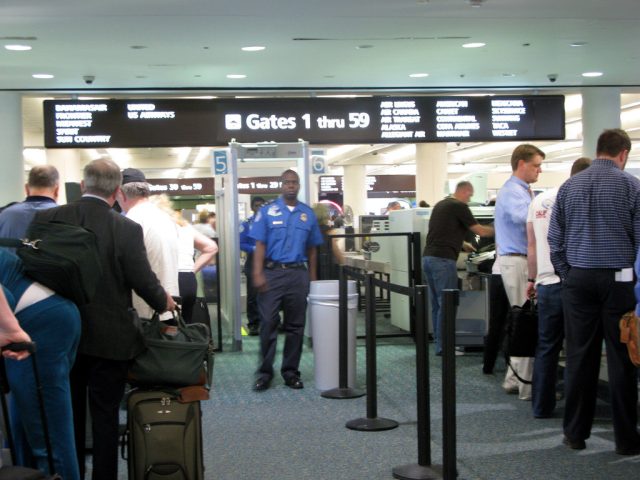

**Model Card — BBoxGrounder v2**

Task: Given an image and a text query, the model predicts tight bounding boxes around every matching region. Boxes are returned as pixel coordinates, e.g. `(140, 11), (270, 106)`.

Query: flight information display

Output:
(43, 95), (565, 148)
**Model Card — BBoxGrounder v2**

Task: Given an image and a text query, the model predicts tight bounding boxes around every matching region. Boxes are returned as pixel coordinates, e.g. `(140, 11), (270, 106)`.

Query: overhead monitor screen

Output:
(43, 95), (565, 148)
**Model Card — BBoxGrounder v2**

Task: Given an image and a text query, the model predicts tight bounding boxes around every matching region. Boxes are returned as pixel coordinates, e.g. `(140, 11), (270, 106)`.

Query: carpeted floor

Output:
(106, 326), (640, 480)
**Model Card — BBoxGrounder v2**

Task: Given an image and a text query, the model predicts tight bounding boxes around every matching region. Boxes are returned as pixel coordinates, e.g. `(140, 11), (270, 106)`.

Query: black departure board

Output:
(43, 95), (565, 148)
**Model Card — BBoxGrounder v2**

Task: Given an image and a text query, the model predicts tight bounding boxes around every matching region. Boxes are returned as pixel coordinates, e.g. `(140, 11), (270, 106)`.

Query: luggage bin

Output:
(308, 280), (358, 391)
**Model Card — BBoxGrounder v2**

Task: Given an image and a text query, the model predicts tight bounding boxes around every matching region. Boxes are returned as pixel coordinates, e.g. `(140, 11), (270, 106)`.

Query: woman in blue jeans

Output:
(0, 249), (81, 479)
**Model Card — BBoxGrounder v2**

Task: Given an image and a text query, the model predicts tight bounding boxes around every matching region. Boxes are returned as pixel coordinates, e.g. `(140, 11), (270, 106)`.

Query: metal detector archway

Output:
(214, 140), (310, 351)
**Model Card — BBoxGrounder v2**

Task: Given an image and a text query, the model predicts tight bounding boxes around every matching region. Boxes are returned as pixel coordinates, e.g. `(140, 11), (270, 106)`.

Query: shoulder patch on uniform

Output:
(300, 213), (308, 222)
(268, 205), (281, 217)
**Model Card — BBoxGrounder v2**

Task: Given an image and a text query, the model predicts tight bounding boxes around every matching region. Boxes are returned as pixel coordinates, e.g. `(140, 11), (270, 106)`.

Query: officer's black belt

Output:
(265, 261), (307, 270)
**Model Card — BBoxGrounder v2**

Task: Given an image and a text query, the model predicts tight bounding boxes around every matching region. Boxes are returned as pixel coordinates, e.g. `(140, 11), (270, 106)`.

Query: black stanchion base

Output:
(345, 417), (399, 431)
(392, 463), (443, 480)
(321, 387), (365, 399)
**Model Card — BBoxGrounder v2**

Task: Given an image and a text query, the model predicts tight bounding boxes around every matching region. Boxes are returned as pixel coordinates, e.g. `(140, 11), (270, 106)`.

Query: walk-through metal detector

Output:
(214, 140), (310, 351)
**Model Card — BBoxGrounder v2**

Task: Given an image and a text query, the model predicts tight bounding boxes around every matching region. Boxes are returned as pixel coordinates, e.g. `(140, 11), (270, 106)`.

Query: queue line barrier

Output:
(324, 264), (460, 479)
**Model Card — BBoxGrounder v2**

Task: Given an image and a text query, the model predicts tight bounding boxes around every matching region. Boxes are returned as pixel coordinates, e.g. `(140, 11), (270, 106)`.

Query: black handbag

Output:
(129, 310), (214, 389)
(0, 221), (102, 306)
(503, 299), (538, 358)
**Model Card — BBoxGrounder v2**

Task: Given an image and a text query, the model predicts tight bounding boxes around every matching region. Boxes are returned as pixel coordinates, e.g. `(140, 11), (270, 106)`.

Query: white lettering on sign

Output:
(127, 104), (156, 111)
(246, 114), (296, 130)
(73, 135), (111, 143)
(55, 104), (107, 112)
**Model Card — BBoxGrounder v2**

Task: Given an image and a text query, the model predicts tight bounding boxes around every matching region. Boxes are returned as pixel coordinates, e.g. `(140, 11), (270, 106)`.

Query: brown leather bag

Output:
(620, 311), (640, 367)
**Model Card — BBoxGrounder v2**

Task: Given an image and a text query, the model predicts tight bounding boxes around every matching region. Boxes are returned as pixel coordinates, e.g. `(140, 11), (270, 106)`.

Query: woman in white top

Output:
(151, 196), (218, 323)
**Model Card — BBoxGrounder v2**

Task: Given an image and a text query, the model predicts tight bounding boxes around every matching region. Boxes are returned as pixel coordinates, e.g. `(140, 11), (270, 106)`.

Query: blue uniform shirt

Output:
(249, 197), (323, 264)
(239, 215), (257, 254)
(495, 176), (531, 256)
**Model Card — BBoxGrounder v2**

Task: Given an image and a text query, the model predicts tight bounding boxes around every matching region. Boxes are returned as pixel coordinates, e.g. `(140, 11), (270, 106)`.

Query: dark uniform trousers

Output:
(562, 268), (640, 450)
(257, 267), (310, 381)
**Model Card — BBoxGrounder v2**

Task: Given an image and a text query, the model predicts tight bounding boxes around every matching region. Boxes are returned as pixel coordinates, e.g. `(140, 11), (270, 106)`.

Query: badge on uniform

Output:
(300, 213), (307, 222)
(268, 205), (281, 217)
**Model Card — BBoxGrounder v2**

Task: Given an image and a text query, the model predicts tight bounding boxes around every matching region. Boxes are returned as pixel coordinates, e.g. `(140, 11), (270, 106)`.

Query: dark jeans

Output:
(562, 268), (640, 450)
(257, 268), (310, 381)
(532, 282), (564, 417)
(483, 274), (511, 373)
(423, 256), (458, 355)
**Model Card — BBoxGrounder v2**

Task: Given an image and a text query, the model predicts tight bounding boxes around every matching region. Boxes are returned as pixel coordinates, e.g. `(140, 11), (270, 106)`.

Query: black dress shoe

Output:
(562, 435), (586, 450)
(253, 378), (271, 392)
(284, 377), (304, 389)
(247, 325), (260, 336)
(615, 444), (640, 456)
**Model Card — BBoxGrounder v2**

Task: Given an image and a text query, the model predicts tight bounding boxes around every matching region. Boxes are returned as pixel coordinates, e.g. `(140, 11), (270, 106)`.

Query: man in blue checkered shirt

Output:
(548, 128), (640, 456)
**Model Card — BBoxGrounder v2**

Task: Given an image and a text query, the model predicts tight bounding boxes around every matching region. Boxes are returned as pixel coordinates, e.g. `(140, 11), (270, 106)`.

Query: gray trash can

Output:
(308, 280), (358, 391)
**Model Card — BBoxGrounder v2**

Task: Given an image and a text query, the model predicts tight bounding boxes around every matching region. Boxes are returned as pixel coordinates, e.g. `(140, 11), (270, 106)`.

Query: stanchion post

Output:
(345, 272), (398, 431)
(392, 286), (442, 480)
(322, 265), (365, 399)
(442, 289), (459, 480)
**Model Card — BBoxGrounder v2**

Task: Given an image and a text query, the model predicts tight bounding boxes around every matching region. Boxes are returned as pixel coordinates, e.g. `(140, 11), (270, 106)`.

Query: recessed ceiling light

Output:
(502, 73), (516, 77)
(241, 46), (265, 52)
(462, 42), (485, 48)
(226, 74), (246, 79)
(409, 73), (429, 78)
(582, 71), (603, 77)
(356, 45), (374, 49)
(5, 44), (31, 51)
(32, 73), (53, 79)
(570, 41), (587, 47)
(130, 45), (147, 50)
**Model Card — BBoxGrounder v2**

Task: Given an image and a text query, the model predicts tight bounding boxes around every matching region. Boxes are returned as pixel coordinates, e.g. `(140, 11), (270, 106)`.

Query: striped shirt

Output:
(548, 158), (640, 280)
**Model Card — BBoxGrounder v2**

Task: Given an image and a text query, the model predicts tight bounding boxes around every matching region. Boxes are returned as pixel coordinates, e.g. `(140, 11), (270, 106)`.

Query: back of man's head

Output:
(570, 157), (591, 176)
(28, 165), (59, 190)
(83, 159), (122, 198)
(596, 128), (631, 158)
(120, 167), (150, 199)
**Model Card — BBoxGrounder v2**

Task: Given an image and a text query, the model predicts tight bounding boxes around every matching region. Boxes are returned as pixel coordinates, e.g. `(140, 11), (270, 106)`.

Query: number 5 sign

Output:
(213, 150), (228, 175)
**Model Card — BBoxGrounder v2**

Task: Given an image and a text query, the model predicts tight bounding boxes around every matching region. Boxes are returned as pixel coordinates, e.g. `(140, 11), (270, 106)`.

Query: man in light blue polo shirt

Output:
(249, 170), (324, 391)
(495, 144), (545, 400)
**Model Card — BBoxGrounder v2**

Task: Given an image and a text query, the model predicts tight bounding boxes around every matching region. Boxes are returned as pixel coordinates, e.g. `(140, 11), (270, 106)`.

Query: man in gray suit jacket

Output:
(34, 159), (176, 480)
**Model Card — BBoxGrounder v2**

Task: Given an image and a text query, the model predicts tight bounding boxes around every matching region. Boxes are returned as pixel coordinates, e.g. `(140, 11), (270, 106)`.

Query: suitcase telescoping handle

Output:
(1, 341), (56, 477)
(3, 342), (37, 354)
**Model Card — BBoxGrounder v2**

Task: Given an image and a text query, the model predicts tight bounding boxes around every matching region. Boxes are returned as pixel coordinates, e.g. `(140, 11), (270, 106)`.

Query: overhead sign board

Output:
(43, 95), (565, 148)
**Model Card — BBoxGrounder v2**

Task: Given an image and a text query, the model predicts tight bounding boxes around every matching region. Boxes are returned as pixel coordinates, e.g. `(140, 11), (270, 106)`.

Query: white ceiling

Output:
(5, 0), (640, 179)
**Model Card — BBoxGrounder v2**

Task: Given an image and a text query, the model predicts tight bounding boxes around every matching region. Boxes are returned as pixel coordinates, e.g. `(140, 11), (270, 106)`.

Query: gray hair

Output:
(83, 159), (122, 198)
(120, 181), (150, 199)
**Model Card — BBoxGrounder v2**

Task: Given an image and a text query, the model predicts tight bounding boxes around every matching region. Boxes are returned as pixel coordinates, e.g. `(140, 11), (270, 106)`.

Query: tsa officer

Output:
(250, 170), (323, 391)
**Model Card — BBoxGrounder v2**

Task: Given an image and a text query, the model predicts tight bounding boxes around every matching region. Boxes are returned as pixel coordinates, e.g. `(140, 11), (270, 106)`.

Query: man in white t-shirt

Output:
(117, 168), (180, 319)
(526, 157), (591, 418)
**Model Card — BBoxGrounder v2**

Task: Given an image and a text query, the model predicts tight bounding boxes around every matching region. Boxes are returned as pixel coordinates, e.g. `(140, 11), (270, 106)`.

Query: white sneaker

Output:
(503, 384), (518, 394)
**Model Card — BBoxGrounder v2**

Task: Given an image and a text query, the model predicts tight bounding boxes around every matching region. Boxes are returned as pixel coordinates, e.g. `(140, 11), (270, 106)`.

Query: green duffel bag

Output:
(129, 310), (214, 389)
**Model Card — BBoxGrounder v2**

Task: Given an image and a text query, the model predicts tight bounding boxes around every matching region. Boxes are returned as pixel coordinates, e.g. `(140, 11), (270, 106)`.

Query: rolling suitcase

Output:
(0, 343), (60, 479)
(125, 389), (204, 480)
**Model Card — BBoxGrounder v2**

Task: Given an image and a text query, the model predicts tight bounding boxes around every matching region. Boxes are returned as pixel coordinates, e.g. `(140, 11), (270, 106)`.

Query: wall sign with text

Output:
(43, 95), (565, 148)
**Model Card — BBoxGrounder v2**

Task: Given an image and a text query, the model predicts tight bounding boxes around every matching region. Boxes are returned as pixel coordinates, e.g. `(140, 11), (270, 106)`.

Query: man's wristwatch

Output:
(527, 278), (536, 283)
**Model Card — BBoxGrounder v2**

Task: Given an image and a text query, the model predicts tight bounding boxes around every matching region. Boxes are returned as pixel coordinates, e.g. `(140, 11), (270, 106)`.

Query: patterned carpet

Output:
(107, 314), (640, 479)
